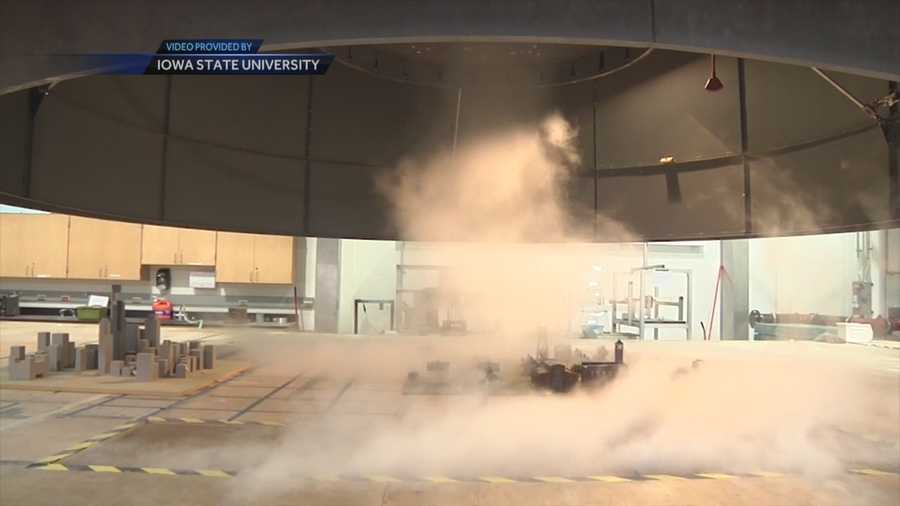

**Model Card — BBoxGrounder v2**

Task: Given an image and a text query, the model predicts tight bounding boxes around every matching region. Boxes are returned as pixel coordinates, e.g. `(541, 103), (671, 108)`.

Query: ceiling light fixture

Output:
(704, 54), (723, 92)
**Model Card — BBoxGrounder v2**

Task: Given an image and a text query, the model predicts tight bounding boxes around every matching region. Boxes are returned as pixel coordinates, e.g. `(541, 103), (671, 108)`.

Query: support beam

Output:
(720, 239), (750, 340)
(737, 58), (751, 234)
(314, 238), (340, 333)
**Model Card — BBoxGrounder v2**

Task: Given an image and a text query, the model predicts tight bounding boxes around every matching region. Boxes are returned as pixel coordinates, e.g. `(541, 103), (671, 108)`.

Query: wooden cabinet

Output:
(252, 235), (294, 284)
(215, 232), (255, 283)
(0, 214), (69, 278)
(216, 232), (293, 284)
(68, 216), (142, 280)
(142, 225), (216, 266)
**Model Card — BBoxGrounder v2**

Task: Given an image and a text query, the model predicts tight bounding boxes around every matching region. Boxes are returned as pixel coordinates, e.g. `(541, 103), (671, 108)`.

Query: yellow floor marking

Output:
(197, 469), (232, 478)
(256, 421), (285, 426)
(65, 442), (96, 451)
(748, 471), (784, 478)
(366, 475), (401, 483)
(696, 473), (737, 480)
(423, 476), (459, 483)
(179, 417), (204, 423)
(34, 453), (72, 464)
(533, 476), (575, 483)
(219, 420), (244, 424)
(480, 476), (518, 484)
(113, 423), (137, 430)
(89, 432), (119, 440)
(645, 474), (689, 481)
(89, 465), (121, 473)
(851, 469), (900, 477)
(586, 475), (633, 483)
(38, 464), (68, 472)
(147, 416), (166, 423)
(142, 467), (176, 475)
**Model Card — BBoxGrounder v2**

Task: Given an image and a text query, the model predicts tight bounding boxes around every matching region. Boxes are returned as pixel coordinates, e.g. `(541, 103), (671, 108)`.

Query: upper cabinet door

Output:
(0, 214), (35, 277)
(30, 214), (69, 278)
(69, 216), (141, 280)
(102, 220), (142, 280)
(67, 216), (107, 279)
(253, 235), (293, 284)
(141, 224), (180, 265)
(178, 228), (216, 266)
(215, 231), (255, 283)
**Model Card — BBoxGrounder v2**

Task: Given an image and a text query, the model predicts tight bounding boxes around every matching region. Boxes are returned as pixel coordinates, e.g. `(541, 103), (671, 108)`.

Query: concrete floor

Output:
(1, 322), (898, 506)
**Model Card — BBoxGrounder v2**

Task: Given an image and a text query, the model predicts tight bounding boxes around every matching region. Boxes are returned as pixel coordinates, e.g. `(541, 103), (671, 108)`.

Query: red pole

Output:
(706, 265), (725, 340)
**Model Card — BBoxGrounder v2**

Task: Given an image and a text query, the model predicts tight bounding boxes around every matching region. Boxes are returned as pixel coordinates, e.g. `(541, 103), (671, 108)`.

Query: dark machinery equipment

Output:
(527, 340), (625, 393)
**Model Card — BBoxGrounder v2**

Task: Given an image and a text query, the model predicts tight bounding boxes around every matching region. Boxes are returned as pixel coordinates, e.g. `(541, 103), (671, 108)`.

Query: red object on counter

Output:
(152, 298), (173, 320)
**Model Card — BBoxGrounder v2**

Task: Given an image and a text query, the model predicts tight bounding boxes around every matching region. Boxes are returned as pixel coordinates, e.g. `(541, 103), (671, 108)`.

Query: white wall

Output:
(647, 241), (721, 340)
(337, 239), (398, 334)
(335, 239), (721, 341)
(749, 231), (872, 317)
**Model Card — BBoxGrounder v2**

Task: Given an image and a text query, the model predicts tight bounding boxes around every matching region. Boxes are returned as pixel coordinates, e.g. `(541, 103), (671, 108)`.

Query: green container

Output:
(76, 306), (106, 322)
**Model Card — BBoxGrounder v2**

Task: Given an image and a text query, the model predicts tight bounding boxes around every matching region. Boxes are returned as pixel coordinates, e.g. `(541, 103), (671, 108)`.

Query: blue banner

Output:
(82, 39), (333, 76)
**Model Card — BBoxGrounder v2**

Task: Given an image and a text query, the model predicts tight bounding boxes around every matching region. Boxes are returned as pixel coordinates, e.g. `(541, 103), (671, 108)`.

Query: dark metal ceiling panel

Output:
(593, 51), (741, 169)
(0, 90), (29, 196)
(163, 138), (305, 235)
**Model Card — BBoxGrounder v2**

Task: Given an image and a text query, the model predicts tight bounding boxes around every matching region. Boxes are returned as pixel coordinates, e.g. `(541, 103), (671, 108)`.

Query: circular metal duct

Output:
(0, 42), (897, 241)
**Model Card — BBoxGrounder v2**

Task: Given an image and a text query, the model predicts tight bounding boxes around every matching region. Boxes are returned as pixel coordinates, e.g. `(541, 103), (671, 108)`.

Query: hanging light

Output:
(704, 54), (723, 92)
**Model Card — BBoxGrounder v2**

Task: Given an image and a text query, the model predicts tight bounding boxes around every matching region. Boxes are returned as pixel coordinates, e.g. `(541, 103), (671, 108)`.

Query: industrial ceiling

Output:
(0, 1), (897, 241)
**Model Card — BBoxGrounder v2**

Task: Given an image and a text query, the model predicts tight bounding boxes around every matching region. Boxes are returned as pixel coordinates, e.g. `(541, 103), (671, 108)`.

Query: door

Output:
(0, 214), (34, 277)
(216, 232), (255, 283)
(252, 235), (293, 284)
(69, 216), (142, 280)
(67, 216), (107, 279)
(141, 224), (180, 264)
(30, 214), (69, 278)
(178, 228), (216, 266)
(103, 220), (142, 280)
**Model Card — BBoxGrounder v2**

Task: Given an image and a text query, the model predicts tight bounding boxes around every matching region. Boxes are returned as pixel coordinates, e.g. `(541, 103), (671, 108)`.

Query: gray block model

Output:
(63, 341), (76, 369)
(8, 346), (49, 380)
(110, 360), (124, 377)
(73, 347), (87, 371)
(47, 344), (62, 372)
(138, 339), (149, 353)
(98, 318), (114, 374)
(189, 349), (202, 370)
(144, 312), (160, 348)
(135, 352), (158, 382)
(37, 331), (51, 351)
(50, 333), (71, 368)
(157, 358), (169, 378)
(125, 322), (139, 355)
(111, 300), (127, 360)
(179, 356), (192, 373)
(50, 332), (68, 347)
(174, 362), (188, 378)
(158, 342), (174, 375)
(201, 345), (215, 370)
(120, 365), (133, 377)
(84, 344), (99, 370)
(10, 345), (25, 361)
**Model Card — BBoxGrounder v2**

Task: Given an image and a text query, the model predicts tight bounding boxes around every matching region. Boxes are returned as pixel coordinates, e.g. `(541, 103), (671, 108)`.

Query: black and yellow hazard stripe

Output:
(26, 466), (899, 483)
(30, 463), (235, 477)
(146, 416), (285, 427)
(29, 421), (140, 466)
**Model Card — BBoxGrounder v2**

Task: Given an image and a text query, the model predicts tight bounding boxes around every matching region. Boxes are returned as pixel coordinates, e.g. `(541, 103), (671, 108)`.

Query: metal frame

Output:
(611, 266), (692, 340)
(353, 298), (394, 335)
